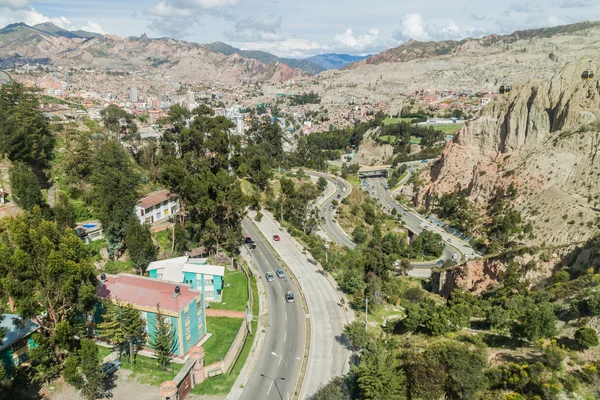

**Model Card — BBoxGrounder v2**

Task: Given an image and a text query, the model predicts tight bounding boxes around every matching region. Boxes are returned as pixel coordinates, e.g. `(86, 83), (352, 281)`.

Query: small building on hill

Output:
(147, 257), (225, 303)
(135, 189), (179, 225)
(0, 314), (39, 370)
(96, 273), (207, 358)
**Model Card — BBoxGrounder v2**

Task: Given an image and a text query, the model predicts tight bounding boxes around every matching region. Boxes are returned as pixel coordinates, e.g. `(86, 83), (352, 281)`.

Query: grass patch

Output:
(103, 260), (134, 274)
(96, 345), (113, 360)
(87, 240), (107, 262)
(121, 353), (184, 386)
(378, 135), (397, 144)
(209, 270), (248, 312)
(154, 229), (172, 256)
(346, 173), (360, 187)
(203, 317), (244, 365)
(409, 136), (421, 145)
(435, 124), (462, 134)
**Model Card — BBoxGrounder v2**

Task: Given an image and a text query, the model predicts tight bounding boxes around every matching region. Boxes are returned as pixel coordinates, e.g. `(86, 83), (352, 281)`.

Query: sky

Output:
(0, 0), (598, 58)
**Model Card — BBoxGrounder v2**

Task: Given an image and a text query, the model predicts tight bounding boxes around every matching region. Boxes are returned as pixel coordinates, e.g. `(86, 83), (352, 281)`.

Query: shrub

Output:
(575, 327), (599, 349)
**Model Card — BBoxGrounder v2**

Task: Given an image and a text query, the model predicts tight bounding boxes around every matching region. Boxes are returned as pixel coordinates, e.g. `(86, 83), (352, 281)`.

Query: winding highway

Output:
(239, 220), (305, 400)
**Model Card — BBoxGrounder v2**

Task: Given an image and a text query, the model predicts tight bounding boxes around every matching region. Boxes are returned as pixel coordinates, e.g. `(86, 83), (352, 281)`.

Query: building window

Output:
(140, 209), (145, 216)
(185, 311), (190, 322)
(205, 291), (214, 299)
(155, 212), (161, 220)
(205, 279), (213, 285)
(15, 353), (29, 366)
(158, 273), (163, 279)
(186, 324), (191, 335)
(11, 338), (28, 352)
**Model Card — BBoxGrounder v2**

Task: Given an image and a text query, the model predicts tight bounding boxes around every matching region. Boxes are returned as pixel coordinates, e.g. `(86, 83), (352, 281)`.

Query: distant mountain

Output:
(307, 53), (370, 70)
(344, 20), (600, 69)
(0, 23), (308, 84)
(205, 42), (325, 75)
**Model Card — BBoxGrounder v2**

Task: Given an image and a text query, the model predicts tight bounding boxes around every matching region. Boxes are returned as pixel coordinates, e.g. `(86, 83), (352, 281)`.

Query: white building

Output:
(129, 87), (138, 103)
(134, 189), (179, 225)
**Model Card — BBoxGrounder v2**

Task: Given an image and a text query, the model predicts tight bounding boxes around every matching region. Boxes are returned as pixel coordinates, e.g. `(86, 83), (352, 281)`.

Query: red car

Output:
(273, 235), (281, 241)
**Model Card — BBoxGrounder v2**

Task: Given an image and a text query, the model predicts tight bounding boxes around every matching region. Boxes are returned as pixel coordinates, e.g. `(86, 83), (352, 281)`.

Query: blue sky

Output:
(0, 0), (598, 57)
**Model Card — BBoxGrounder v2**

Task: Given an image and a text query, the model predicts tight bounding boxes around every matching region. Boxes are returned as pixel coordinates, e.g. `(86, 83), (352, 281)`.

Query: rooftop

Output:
(0, 314), (39, 352)
(97, 273), (201, 313)
(137, 189), (176, 210)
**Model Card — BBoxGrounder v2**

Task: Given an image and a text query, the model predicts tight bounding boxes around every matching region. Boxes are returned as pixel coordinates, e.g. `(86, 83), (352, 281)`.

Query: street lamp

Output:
(260, 374), (285, 400)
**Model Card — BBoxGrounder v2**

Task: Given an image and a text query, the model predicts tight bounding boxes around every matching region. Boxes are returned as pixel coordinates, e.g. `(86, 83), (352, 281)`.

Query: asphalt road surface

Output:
(306, 171), (356, 249)
(249, 210), (352, 399)
(240, 220), (306, 400)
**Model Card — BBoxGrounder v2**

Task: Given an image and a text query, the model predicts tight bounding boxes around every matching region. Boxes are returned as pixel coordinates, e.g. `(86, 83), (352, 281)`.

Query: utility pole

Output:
(365, 297), (368, 333)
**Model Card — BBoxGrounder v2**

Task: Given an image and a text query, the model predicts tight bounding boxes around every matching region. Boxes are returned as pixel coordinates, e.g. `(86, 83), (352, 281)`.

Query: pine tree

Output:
(63, 339), (103, 400)
(98, 301), (145, 363)
(124, 216), (157, 275)
(150, 305), (176, 370)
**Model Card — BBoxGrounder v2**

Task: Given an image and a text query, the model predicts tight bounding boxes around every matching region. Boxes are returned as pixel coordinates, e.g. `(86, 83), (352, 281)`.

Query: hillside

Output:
(307, 53), (370, 69)
(416, 59), (600, 247)
(205, 41), (325, 75)
(345, 21), (600, 69)
(0, 23), (308, 84)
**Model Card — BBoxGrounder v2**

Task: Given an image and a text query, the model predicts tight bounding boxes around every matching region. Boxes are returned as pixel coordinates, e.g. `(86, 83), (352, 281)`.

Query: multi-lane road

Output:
(239, 220), (305, 400)
(248, 210), (352, 399)
(307, 171), (355, 249)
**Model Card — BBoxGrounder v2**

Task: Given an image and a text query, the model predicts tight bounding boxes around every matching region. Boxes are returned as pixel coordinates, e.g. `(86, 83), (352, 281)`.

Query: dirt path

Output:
(205, 309), (245, 318)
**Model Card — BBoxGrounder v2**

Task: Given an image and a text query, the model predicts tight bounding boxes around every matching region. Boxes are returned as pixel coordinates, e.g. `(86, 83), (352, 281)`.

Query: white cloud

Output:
(239, 38), (321, 58)
(147, 0), (240, 38)
(0, 5), (106, 35)
(223, 15), (283, 42)
(399, 13), (429, 41)
(333, 28), (381, 51)
(0, 0), (31, 9)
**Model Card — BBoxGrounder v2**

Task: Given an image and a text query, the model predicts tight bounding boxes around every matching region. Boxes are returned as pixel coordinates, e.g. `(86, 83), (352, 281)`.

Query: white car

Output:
(452, 254), (458, 260)
(342, 187), (347, 192)
(447, 238), (453, 243)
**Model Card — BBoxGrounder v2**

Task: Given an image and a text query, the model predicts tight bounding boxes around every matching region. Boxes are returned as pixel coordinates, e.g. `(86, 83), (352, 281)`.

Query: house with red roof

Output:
(96, 273), (206, 358)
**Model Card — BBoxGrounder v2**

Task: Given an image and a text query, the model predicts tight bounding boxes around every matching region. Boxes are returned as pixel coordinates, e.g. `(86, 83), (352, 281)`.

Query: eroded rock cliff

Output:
(418, 60), (600, 247)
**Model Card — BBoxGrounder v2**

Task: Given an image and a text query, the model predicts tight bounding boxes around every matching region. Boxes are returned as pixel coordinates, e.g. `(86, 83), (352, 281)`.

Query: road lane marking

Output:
(266, 381), (274, 396)
(285, 312), (287, 321)
(284, 330), (287, 342)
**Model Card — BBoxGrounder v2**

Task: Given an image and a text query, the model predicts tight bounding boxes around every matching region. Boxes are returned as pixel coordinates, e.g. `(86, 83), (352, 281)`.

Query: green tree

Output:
(313, 376), (351, 400)
(64, 339), (104, 400)
(124, 217), (157, 275)
(98, 301), (145, 363)
(53, 193), (77, 230)
(88, 139), (139, 258)
(344, 321), (368, 351)
(0, 210), (98, 364)
(355, 339), (407, 400)
(0, 83), (54, 171)
(352, 227), (367, 244)
(28, 335), (61, 384)
(575, 327), (599, 348)
(150, 305), (176, 369)
(317, 177), (328, 191)
(511, 302), (557, 341)
(100, 104), (137, 139)
(9, 162), (45, 211)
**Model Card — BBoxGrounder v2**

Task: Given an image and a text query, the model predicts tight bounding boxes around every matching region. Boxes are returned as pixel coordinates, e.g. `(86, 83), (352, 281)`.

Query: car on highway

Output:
(273, 234), (281, 241)
(447, 238), (453, 243)
(266, 271), (275, 282)
(342, 187), (347, 192)
(329, 206), (334, 211)
(244, 236), (253, 244)
(336, 194), (341, 199)
(452, 254), (458, 260)
(101, 361), (121, 376)
(276, 268), (285, 278)
(285, 291), (295, 303)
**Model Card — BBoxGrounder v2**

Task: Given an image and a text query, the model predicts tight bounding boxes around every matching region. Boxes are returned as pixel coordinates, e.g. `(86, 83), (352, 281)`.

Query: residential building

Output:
(135, 189), (179, 225)
(130, 86), (138, 103)
(0, 314), (39, 370)
(96, 273), (207, 358)
(147, 256), (225, 302)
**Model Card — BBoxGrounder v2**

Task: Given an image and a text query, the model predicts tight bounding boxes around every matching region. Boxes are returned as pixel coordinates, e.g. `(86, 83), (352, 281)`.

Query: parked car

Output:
(266, 272), (275, 282)
(276, 269), (285, 278)
(100, 361), (121, 376)
(273, 235), (281, 241)
(285, 291), (295, 303)
(436, 260), (444, 265)
(244, 236), (253, 244)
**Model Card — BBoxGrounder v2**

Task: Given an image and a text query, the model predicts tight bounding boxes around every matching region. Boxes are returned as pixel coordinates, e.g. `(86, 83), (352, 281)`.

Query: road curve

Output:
(239, 219), (306, 400)
(305, 171), (356, 249)
(249, 210), (353, 399)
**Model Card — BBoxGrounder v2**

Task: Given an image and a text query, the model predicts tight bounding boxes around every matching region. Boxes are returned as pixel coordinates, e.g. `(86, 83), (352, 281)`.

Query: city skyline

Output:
(0, 0), (599, 58)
